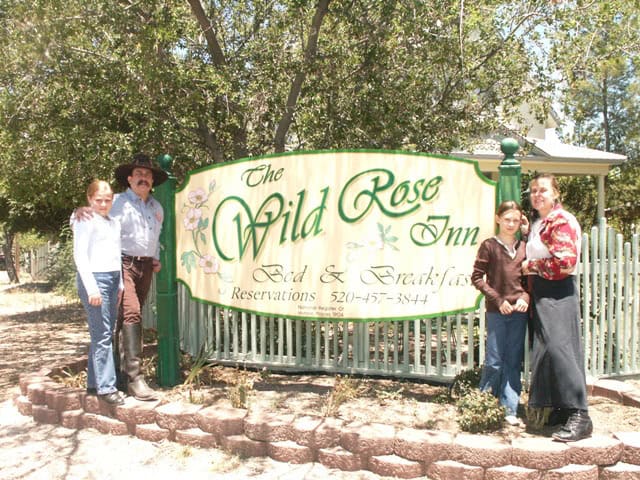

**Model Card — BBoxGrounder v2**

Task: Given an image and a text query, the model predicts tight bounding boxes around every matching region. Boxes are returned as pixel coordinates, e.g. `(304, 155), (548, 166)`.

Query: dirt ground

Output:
(0, 281), (390, 480)
(1, 279), (639, 479)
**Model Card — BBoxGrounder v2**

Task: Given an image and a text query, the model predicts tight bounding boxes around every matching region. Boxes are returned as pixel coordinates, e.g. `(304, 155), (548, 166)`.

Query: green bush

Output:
(456, 389), (505, 433)
(46, 232), (77, 299)
(449, 366), (482, 399)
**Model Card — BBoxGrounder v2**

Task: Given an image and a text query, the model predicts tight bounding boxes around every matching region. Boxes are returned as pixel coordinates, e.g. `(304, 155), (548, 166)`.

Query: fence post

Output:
(497, 137), (522, 206)
(155, 154), (181, 387)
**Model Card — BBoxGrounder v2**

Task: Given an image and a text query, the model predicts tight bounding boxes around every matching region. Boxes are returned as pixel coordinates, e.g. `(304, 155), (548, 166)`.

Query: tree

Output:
(0, 0), (560, 238)
(549, 0), (640, 234)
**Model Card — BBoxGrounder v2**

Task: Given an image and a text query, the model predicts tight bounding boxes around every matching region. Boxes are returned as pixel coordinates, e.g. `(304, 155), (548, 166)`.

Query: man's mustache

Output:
(137, 180), (151, 187)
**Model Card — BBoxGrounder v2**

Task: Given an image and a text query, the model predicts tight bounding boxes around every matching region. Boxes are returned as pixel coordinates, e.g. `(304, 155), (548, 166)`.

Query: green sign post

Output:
(155, 154), (180, 387)
(497, 137), (521, 207)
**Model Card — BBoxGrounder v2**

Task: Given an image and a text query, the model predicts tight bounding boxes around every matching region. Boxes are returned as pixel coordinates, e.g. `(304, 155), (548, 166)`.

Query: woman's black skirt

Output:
(528, 275), (588, 410)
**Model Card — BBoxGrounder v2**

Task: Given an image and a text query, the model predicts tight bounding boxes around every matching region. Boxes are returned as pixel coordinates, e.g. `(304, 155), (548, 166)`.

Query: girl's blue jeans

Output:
(77, 271), (120, 395)
(479, 311), (528, 416)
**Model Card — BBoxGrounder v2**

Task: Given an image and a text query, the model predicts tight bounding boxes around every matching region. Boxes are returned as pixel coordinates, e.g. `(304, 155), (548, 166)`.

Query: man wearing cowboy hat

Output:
(109, 153), (168, 401)
(75, 152), (167, 401)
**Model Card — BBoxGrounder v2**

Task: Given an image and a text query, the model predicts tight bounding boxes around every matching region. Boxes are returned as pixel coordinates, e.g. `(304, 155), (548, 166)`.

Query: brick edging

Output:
(14, 357), (640, 480)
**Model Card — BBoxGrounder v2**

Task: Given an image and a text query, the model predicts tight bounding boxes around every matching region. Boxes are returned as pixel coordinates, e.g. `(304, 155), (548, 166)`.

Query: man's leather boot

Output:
(123, 323), (159, 401)
(552, 409), (593, 442)
(113, 327), (128, 393)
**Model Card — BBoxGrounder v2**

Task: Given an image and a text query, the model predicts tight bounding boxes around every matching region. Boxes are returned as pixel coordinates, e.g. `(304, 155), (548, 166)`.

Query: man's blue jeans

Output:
(77, 271), (120, 395)
(479, 311), (528, 416)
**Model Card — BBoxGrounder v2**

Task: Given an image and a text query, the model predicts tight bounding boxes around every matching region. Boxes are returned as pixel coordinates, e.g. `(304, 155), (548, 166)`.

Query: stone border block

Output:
(115, 399), (160, 425)
(50, 388), (83, 412)
(19, 375), (50, 396)
(222, 434), (267, 457)
(81, 393), (119, 417)
(302, 417), (343, 449)
(95, 415), (128, 435)
(27, 381), (57, 405)
(567, 434), (623, 465)
(244, 411), (294, 442)
(368, 454), (424, 479)
(155, 401), (202, 431)
(267, 440), (315, 464)
(592, 380), (635, 403)
(544, 463), (598, 479)
(485, 464), (542, 480)
(317, 446), (365, 472)
(426, 460), (484, 480)
(614, 432), (640, 465)
(394, 428), (454, 463)
(60, 409), (84, 429)
(511, 437), (569, 470)
(15, 395), (32, 416)
(175, 428), (218, 449)
(290, 415), (324, 447)
(135, 423), (171, 442)
(196, 405), (246, 437)
(600, 461), (640, 479)
(82, 412), (99, 430)
(32, 404), (59, 424)
(452, 433), (512, 468)
(340, 422), (396, 457)
(622, 391), (640, 408)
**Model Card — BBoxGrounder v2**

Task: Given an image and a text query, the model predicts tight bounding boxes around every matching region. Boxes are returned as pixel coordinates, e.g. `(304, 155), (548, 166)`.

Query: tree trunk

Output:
(274, 0), (331, 153)
(601, 74), (610, 152)
(2, 228), (19, 283)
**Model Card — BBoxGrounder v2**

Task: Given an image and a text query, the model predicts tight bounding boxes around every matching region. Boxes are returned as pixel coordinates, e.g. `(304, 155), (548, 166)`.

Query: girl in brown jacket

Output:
(472, 200), (529, 426)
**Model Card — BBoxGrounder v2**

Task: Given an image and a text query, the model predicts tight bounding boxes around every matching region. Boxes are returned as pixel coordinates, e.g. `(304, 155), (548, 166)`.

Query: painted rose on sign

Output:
(180, 180), (230, 284)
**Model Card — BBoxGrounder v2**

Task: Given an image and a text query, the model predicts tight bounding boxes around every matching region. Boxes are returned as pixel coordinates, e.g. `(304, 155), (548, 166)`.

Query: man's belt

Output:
(122, 254), (154, 263)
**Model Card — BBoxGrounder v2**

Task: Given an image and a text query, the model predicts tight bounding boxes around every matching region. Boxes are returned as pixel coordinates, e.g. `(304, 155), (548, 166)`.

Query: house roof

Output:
(452, 130), (627, 176)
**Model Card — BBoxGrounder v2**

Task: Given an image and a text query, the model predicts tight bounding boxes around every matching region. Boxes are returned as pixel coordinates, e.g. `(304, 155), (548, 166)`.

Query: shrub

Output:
(46, 233), (77, 299)
(322, 375), (366, 417)
(456, 389), (505, 433)
(449, 366), (482, 399)
(227, 369), (255, 409)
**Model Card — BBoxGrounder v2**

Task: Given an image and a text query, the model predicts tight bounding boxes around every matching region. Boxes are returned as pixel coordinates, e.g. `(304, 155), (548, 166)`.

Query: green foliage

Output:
(322, 375), (366, 417)
(227, 368), (255, 409)
(184, 344), (215, 386)
(0, 0), (559, 236)
(451, 367), (508, 433)
(549, 0), (640, 233)
(525, 405), (552, 431)
(45, 235), (77, 299)
(456, 390), (505, 433)
(17, 231), (49, 251)
(449, 367), (482, 399)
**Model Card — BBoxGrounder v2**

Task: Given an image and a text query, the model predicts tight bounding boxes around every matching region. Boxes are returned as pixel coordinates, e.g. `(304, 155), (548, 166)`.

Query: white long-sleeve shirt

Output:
(72, 212), (123, 297)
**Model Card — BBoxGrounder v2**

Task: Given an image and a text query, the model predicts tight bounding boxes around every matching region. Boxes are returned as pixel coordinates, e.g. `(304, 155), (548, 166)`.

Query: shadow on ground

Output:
(0, 295), (87, 401)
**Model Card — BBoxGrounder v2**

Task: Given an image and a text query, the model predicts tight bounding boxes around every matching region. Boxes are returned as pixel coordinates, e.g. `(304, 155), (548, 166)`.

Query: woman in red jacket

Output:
(522, 173), (592, 442)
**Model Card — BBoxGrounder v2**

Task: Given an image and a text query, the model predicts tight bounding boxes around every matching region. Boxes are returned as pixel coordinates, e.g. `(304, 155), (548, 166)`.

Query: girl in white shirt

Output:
(73, 180), (125, 405)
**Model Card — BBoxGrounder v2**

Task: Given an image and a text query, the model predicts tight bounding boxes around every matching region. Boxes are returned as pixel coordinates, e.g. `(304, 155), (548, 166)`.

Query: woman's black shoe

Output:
(98, 392), (125, 405)
(552, 410), (593, 442)
(546, 408), (570, 426)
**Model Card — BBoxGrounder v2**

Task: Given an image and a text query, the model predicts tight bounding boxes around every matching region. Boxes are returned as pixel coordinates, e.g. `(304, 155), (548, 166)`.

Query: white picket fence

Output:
(144, 219), (640, 381)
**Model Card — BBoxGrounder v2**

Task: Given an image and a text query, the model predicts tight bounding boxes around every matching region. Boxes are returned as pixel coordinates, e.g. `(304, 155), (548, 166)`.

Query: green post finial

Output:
(500, 137), (520, 166)
(157, 153), (173, 171)
(497, 138), (522, 219)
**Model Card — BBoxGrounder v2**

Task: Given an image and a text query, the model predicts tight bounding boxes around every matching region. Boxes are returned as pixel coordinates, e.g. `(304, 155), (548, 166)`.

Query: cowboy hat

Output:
(114, 153), (169, 188)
